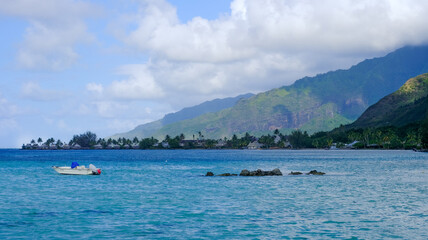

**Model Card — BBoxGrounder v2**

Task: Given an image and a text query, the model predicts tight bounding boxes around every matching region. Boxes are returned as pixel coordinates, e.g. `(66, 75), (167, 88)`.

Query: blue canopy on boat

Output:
(71, 162), (79, 169)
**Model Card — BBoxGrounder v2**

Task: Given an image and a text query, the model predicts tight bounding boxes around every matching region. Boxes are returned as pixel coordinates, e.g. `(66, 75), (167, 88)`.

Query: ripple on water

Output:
(0, 149), (427, 239)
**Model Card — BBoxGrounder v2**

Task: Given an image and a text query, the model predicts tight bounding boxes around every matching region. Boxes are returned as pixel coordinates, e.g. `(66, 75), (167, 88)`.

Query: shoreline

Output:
(12, 148), (426, 151)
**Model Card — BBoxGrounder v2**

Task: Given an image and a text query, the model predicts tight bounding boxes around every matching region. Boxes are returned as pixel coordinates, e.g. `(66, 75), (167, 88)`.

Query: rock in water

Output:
(271, 168), (282, 176)
(239, 168), (282, 176)
(306, 170), (325, 175)
(239, 169), (250, 176)
(289, 171), (303, 175)
(206, 172), (214, 176)
(217, 173), (237, 176)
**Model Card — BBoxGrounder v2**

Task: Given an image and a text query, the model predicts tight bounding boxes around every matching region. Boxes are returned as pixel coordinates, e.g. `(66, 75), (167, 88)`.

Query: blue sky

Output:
(1, 0), (428, 148)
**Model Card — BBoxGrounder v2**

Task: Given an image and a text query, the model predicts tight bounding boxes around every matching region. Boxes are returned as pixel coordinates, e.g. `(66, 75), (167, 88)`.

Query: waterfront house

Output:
(215, 140), (226, 148)
(274, 135), (281, 144)
(72, 143), (81, 150)
(161, 141), (170, 148)
(93, 144), (103, 149)
(345, 141), (359, 149)
(132, 144), (139, 149)
(248, 141), (264, 150)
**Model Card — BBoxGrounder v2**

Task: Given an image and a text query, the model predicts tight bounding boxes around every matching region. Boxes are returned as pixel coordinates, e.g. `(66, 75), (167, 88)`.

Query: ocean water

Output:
(0, 149), (427, 239)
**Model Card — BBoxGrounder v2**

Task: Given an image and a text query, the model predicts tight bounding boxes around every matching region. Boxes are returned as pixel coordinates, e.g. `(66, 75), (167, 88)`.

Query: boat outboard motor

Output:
(89, 164), (101, 175)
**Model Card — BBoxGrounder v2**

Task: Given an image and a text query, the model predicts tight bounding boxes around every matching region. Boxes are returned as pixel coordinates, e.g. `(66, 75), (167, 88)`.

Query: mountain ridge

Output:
(114, 45), (428, 140)
(111, 93), (254, 139)
(349, 73), (428, 128)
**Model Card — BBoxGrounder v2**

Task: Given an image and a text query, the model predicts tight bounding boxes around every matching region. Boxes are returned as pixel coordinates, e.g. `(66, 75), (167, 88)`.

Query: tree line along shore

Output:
(22, 121), (428, 150)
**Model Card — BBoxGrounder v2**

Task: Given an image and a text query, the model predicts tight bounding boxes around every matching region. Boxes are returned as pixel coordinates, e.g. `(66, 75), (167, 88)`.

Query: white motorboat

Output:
(52, 162), (101, 175)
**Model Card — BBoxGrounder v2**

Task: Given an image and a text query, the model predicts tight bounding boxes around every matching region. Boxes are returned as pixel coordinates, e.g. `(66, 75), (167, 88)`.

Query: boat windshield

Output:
(71, 162), (80, 169)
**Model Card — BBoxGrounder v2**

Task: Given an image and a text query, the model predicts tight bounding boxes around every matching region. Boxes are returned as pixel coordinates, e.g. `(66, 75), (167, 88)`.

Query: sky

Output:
(1, 0), (428, 148)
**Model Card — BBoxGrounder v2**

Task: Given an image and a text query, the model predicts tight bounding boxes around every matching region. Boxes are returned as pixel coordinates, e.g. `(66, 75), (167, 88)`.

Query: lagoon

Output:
(0, 149), (427, 239)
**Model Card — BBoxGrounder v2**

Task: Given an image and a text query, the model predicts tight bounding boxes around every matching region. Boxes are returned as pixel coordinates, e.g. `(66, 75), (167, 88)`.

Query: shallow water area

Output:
(0, 149), (427, 239)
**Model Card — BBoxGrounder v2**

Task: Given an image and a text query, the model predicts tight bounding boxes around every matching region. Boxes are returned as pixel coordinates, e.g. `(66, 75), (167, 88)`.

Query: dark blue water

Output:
(0, 149), (427, 239)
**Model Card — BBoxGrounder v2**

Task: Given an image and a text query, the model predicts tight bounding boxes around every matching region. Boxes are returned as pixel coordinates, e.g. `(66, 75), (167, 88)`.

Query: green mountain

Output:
(349, 73), (428, 128)
(115, 45), (428, 140)
(111, 93), (254, 139)
(149, 45), (428, 140)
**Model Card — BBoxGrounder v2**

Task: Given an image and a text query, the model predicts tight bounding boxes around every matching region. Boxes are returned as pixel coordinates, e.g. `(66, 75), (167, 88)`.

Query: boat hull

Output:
(52, 166), (100, 175)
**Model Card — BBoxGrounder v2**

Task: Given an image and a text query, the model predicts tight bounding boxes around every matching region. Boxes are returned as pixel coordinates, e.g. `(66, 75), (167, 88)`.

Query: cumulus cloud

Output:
(107, 64), (165, 100)
(21, 82), (69, 101)
(103, 0), (428, 109)
(0, 0), (97, 70)
(121, 0), (428, 59)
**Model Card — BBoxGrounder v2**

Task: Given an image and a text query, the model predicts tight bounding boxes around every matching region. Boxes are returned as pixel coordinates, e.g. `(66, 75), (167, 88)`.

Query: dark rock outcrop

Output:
(289, 171), (303, 175)
(239, 169), (250, 176)
(306, 170), (325, 175)
(239, 168), (282, 176)
(206, 172), (214, 176)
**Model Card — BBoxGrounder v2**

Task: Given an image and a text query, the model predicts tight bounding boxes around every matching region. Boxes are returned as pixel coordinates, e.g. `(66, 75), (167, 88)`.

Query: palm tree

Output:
(326, 138), (333, 148)
(179, 133), (185, 141)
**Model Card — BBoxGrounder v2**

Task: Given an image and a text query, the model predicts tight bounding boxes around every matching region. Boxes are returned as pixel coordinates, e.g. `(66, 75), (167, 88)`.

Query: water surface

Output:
(0, 149), (427, 239)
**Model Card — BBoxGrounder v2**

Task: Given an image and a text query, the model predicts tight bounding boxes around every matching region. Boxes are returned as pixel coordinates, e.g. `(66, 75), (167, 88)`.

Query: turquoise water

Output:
(0, 149), (427, 239)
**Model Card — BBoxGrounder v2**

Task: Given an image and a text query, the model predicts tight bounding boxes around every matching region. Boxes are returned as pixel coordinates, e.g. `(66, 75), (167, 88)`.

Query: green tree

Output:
(167, 136), (181, 148)
(204, 139), (217, 149)
(139, 137), (158, 149)
(45, 138), (55, 146)
(56, 139), (63, 147)
(179, 133), (185, 141)
(229, 134), (239, 149)
(362, 128), (373, 147)
(289, 130), (311, 149)
(421, 118), (428, 149)
(72, 131), (97, 148)
(164, 135), (171, 142)
(259, 134), (275, 149)
(326, 138), (333, 148)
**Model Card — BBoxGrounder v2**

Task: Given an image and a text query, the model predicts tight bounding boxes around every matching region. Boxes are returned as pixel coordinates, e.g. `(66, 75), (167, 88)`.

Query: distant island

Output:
(22, 119), (428, 150)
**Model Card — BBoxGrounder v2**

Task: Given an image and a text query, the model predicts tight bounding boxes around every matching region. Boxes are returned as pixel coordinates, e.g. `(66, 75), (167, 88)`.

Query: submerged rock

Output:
(217, 173), (238, 176)
(239, 168), (282, 176)
(306, 170), (325, 175)
(289, 171), (303, 175)
(206, 172), (214, 176)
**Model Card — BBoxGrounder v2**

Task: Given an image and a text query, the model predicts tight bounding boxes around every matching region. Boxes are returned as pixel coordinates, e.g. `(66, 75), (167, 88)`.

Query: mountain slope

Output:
(150, 45), (428, 139)
(349, 73), (428, 128)
(111, 93), (254, 139)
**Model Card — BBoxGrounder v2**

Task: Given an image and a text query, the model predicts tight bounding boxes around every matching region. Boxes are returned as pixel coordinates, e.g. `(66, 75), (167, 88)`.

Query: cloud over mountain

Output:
(100, 0), (428, 108)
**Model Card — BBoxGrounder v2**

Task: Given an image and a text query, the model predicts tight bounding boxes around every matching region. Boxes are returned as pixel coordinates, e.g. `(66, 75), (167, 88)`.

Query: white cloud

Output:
(0, 0), (97, 70)
(86, 83), (104, 95)
(21, 82), (69, 101)
(103, 0), (428, 109)
(120, 0), (428, 60)
(107, 64), (165, 100)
